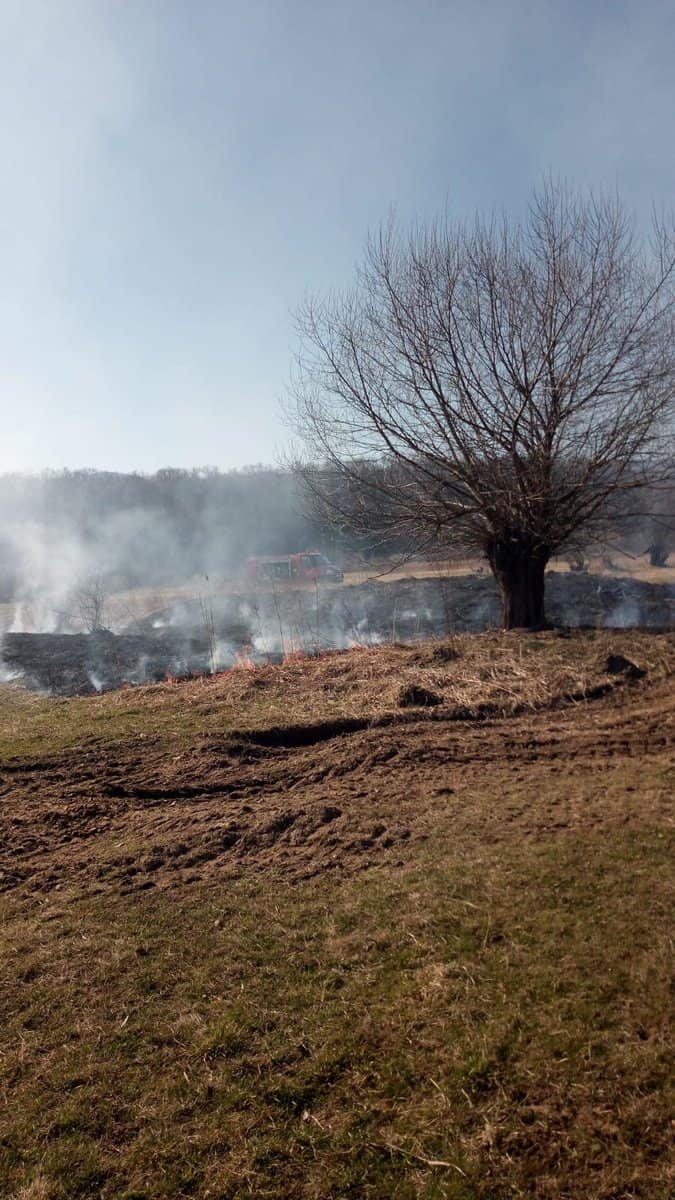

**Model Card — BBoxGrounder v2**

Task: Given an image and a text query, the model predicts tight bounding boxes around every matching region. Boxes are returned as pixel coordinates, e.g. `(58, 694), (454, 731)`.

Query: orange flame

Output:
(231, 644), (255, 671)
(283, 647), (310, 664)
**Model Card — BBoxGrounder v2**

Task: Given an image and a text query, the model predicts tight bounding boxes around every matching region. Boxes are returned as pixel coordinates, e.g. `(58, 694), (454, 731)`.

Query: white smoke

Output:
(2, 519), (90, 632)
(0, 655), (21, 684)
(87, 670), (104, 693)
(605, 598), (641, 628)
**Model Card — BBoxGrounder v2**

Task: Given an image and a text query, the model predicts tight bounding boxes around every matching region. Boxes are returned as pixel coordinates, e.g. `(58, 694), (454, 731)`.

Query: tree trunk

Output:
(648, 541), (668, 568)
(486, 538), (550, 630)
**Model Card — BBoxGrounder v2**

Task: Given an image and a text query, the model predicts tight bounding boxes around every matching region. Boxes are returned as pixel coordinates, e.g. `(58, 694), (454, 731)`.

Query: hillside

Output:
(0, 631), (673, 1199)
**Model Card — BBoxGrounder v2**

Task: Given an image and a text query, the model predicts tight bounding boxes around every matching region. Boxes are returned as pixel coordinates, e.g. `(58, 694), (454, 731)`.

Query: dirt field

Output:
(1, 631), (673, 897)
(0, 632), (673, 1198)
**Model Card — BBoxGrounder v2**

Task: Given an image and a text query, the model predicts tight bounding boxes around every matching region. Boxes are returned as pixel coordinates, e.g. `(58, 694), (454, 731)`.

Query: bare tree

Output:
(290, 182), (675, 628)
(76, 575), (108, 632)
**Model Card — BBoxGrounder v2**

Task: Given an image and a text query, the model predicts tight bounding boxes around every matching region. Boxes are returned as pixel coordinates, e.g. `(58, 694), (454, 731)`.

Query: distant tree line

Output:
(0, 460), (671, 605)
(0, 467), (328, 601)
(0, 464), (449, 604)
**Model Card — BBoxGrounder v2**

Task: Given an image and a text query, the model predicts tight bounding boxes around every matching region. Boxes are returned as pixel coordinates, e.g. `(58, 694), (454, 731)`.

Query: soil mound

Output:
(604, 652), (646, 679)
(396, 682), (442, 707)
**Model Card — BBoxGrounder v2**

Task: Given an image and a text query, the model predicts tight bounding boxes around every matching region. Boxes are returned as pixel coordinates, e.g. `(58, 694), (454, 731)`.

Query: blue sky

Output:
(1, 0), (674, 473)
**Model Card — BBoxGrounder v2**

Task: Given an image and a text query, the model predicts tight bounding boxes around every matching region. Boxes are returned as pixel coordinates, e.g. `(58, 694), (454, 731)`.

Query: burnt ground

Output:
(2, 570), (673, 695)
(1, 660), (672, 900)
(0, 630), (204, 694)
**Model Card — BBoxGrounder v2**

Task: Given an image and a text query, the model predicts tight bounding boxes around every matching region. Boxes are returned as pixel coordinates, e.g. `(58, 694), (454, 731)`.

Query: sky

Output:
(1, 0), (674, 474)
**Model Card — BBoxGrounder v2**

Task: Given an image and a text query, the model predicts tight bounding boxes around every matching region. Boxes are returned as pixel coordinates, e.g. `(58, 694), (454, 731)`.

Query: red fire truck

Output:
(245, 552), (344, 584)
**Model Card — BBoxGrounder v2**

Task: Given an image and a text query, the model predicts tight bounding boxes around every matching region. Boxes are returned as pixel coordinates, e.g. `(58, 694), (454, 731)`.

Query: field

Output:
(0, 631), (673, 1198)
(2, 552), (673, 636)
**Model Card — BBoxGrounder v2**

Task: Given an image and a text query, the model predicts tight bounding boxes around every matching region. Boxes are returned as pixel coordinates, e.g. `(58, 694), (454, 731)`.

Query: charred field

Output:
(0, 629), (673, 1199)
(1, 567), (673, 696)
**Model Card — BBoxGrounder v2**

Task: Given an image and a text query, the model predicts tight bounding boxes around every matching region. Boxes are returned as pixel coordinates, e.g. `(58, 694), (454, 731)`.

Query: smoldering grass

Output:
(0, 629), (670, 763)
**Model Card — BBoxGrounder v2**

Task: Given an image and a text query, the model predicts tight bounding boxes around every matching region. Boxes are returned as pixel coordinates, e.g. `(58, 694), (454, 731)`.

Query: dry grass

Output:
(1, 629), (672, 762)
(340, 552), (675, 586)
(1, 831), (672, 1199)
(0, 631), (673, 1198)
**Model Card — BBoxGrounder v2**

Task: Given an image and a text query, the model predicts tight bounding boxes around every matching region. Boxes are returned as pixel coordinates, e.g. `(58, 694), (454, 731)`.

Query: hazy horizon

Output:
(2, 0), (674, 474)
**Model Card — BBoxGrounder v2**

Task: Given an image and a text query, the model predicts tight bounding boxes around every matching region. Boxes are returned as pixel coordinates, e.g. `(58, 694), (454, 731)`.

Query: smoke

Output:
(0, 469), (673, 695)
(604, 597), (641, 629)
(3, 519), (93, 632)
(0, 659), (21, 684)
(1, 508), (172, 632)
(0, 469), (321, 632)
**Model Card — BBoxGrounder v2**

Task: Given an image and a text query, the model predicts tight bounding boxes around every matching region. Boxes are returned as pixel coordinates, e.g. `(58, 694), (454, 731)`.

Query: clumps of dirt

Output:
(409, 641), (459, 665)
(604, 653), (646, 680)
(396, 682), (443, 708)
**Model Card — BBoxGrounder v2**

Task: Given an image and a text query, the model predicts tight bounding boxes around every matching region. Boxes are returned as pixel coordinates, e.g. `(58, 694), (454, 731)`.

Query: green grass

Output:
(1, 830), (673, 1199)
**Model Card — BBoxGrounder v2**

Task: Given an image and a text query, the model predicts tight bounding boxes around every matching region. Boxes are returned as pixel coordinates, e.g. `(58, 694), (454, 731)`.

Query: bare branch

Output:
(289, 182), (675, 627)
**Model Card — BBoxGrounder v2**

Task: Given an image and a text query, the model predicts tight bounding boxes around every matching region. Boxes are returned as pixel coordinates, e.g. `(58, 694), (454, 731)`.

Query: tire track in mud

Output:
(1, 674), (673, 897)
